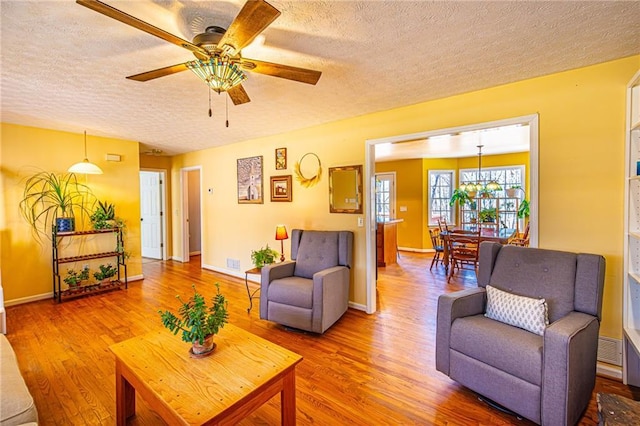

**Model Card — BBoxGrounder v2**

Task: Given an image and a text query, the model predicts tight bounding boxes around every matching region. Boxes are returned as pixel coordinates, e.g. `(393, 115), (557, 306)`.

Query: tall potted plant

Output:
(20, 171), (96, 238)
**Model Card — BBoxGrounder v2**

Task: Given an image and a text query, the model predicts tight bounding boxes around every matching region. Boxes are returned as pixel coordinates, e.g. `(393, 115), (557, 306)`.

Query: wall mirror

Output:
(329, 165), (363, 214)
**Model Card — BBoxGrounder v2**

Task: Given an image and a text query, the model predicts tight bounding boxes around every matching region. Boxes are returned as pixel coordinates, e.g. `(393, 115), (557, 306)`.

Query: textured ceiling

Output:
(2, 1), (639, 156)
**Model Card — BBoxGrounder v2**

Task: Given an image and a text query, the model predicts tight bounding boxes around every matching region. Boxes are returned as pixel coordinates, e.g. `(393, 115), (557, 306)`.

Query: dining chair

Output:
(447, 232), (480, 282)
(437, 217), (451, 232)
(429, 228), (444, 270)
(509, 222), (530, 247)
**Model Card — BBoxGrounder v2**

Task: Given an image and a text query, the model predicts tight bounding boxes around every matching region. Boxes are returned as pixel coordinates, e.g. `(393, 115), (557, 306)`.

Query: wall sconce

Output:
(275, 225), (289, 262)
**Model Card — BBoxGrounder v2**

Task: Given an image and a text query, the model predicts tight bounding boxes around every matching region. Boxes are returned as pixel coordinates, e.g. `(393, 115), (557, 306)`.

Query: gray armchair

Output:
(260, 229), (353, 334)
(436, 242), (605, 426)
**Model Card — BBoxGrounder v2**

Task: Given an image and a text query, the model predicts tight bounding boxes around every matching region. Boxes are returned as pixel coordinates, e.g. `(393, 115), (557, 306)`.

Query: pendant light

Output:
(68, 131), (103, 175)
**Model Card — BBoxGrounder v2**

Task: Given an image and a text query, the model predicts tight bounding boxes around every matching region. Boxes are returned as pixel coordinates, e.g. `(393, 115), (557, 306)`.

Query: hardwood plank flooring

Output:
(5, 252), (634, 425)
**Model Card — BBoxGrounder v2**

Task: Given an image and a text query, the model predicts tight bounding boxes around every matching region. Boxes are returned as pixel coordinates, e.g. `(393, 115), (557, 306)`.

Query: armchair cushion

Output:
(294, 231), (339, 278)
(485, 285), (549, 335)
(267, 276), (313, 308)
(451, 315), (543, 386)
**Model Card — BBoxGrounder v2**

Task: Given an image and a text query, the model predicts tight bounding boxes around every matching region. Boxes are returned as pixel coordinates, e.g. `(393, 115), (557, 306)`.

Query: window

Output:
(375, 173), (395, 222)
(459, 165), (524, 192)
(428, 170), (455, 226)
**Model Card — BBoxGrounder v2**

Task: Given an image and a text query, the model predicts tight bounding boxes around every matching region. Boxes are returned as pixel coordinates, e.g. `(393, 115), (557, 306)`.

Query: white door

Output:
(140, 171), (162, 259)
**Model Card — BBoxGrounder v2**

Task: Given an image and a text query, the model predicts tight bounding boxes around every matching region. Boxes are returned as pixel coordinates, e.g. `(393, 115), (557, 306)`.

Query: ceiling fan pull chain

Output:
(208, 88), (212, 118)
(226, 94), (229, 128)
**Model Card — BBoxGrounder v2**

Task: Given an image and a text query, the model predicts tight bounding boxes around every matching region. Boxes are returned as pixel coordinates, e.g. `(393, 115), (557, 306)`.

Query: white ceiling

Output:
(1, 1), (639, 156)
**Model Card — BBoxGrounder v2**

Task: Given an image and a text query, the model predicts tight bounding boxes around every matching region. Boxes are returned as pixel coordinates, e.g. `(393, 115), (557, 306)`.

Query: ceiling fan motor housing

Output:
(192, 26), (226, 58)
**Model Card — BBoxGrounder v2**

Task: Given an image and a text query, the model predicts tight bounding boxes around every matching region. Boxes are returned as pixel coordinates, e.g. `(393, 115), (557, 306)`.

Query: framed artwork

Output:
(275, 148), (287, 170)
(270, 175), (292, 202)
(237, 156), (263, 204)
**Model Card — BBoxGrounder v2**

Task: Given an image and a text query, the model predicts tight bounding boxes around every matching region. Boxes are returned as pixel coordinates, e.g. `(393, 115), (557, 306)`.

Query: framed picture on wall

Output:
(237, 156), (263, 204)
(275, 147), (287, 170)
(270, 175), (292, 202)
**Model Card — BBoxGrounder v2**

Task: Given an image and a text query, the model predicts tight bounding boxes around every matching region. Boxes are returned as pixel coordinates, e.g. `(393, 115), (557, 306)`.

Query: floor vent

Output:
(598, 337), (622, 366)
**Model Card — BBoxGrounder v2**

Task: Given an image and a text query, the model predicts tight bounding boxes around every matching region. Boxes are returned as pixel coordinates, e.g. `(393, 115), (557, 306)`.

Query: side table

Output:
(245, 267), (262, 313)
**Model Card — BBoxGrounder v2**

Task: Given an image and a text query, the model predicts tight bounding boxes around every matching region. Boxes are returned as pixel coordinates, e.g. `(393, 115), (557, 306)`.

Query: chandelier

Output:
(186, 55), (247, 93)
(459, 145), (501, 196)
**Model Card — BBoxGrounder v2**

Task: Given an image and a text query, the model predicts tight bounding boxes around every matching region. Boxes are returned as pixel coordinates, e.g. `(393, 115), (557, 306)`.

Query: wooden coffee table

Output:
(109, 324), (303, 425)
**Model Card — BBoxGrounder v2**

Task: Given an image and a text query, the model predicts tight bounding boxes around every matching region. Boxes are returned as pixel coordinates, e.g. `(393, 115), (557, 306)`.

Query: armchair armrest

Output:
(312, 266), (350, 333)
(260, 261), (296, 319)
(436, 288), (486, 375)
(542, 311), (600, 426)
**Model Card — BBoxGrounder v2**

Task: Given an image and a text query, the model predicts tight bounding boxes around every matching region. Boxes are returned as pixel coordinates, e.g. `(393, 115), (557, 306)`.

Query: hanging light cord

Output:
(226, 93), (229, 128)
(208, 88), (212, 118)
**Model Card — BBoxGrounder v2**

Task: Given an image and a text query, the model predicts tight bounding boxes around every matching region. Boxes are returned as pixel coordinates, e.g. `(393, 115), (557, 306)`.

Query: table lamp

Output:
(275, 225), (288, 262)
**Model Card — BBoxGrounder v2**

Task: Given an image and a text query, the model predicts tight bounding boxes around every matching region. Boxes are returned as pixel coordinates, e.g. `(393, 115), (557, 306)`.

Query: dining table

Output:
(440, 227), (516, 273)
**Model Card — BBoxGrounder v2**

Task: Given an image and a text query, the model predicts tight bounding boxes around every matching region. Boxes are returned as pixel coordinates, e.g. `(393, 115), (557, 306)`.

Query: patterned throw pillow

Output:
(485, 285), (549, 335)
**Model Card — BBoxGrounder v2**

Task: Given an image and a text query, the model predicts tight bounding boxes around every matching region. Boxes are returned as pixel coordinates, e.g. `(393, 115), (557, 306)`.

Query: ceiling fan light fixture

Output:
(187, 56), (247, 93)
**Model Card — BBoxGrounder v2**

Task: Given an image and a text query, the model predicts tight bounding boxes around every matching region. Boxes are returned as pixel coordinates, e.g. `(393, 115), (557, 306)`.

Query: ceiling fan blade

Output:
(227, 84), (251, 105)
(217, 0), (281, 55)
(126, 63), (190, 82)
(240, 59), (321, 85)
(76, 0), (209, 57)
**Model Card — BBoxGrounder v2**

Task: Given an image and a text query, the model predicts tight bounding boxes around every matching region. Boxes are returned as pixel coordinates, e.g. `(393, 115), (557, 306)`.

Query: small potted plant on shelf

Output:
(479, 208), (497, 223)
(250, 245), (280, 268)
(90, 200), (117, 229)
(93, 263), (117, 285)
(64, 266), (90, 290)
(158, 283), (229, 356)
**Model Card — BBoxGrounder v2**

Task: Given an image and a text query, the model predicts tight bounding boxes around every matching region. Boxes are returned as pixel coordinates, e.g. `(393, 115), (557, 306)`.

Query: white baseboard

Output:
(597, 362), (622, 380)
(398, 246), (431, 253)
(127, 274), (144, 282)
(189, 251), (201, 256)
(348, 301), (367, 311)
(202, 264), (249, 281)
(6, 292), (52, 306)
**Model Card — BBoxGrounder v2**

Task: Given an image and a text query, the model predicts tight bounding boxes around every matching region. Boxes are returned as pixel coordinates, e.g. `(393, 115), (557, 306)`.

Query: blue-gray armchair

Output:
(260, 229), (353, 334)
(436, 242), (605, 425)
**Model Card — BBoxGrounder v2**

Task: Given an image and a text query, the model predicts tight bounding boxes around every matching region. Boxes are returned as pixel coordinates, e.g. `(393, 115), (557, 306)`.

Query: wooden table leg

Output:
(115, 360), (136, 425)
(281, 369), (297, 425)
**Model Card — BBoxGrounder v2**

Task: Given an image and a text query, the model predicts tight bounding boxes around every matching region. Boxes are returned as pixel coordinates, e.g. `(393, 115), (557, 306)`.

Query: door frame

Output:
(139, 169), (167, 261)
(180, 166), (203, 264)
(364, 114), (539, 314)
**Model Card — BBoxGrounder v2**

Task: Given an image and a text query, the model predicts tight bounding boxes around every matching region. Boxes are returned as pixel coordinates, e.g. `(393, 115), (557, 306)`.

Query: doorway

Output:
(364, 114), (539, 314)
(181, 167), (203, 263)
(139, 170), (167, 260)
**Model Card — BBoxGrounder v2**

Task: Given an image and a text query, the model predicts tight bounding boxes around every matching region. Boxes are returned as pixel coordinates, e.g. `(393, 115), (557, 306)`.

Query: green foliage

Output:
(518, 199), (530, 219)
(158, 284), (229, 345)
(251, 245), (280, 268)
(449, 188), (472, 207)
(479, 208), (497, 223)
(19, 171), (96, 239)
(64, 266), (90, 287)
(91, 200), (116, 229)
(93, 264), (117, 281)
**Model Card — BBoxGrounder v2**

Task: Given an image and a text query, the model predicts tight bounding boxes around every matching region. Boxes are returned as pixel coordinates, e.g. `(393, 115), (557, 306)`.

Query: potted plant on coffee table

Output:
(159, 283), (229, 357)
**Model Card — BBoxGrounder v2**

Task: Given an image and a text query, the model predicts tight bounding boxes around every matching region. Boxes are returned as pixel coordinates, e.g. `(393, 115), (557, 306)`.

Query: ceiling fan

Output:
(76, 0), (322, 106)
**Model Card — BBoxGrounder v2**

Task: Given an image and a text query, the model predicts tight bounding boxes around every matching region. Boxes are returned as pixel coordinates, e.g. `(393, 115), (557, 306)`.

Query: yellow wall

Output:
(168, 56), (637, 338)
(1, 124), (142, 301)
(1, 56), (638, 340)
(375, 159), (424, 249)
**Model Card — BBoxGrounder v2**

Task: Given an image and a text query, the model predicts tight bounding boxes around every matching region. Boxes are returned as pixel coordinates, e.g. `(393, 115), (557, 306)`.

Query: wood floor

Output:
(5, 252), (635, 425)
